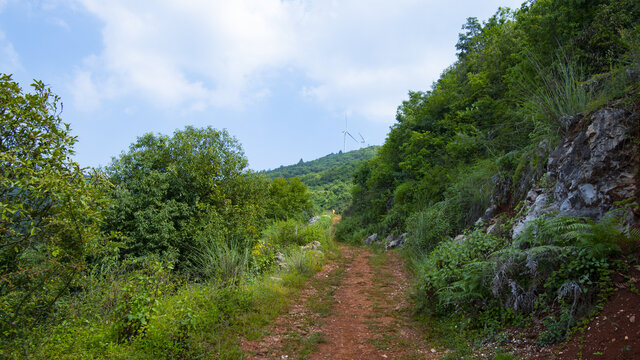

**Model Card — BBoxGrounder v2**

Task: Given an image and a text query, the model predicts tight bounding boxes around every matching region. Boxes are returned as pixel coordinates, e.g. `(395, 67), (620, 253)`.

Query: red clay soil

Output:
(242, 261), (337, 359)
(502, 265), (640, 360)
(242, 246), (441, 359)
(550, 265), (640, 360)
(310, 247), (439, 360)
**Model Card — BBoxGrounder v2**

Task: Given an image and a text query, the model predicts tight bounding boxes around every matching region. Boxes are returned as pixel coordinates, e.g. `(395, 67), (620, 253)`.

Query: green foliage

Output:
(266, 177), (313, 221)
(113, 259), (173, 343)
(263, 146), (379, 212)
(284, 248), (322, 277)
(16, 215), (336, 359)
(405, 203), (450, 253)
(415, 229), (507, 314)
(104, 126), (269, 267)
(413, 208), (636, 345)
(339, 0), (640, 242)
(516, 53), (594, 135)
(262, 216), (332, 248)
(192, 241), (250, 286)
(0, 75), (110, 345)
(537, 308), (574, 345)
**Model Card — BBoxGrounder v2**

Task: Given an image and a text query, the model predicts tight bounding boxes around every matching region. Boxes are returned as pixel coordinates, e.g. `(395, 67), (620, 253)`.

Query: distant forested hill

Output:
(263, 146), (380, 212)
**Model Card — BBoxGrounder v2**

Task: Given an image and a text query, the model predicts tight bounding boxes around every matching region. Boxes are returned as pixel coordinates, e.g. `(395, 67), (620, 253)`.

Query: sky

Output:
(1, 0), (524, 171)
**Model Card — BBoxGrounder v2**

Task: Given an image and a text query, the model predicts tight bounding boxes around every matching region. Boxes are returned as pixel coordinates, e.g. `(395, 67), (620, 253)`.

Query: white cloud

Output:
(71, 0), (522, 121)
(0, 31), (22, 74)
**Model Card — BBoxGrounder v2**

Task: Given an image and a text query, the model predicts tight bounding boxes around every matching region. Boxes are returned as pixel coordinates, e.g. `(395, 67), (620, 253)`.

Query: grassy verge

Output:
(17, 217), (340, 360)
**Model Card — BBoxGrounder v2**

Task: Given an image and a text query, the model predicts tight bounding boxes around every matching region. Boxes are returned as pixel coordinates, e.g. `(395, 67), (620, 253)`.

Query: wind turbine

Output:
(342, 114), (358, 152)
(358, 133), (366, 148)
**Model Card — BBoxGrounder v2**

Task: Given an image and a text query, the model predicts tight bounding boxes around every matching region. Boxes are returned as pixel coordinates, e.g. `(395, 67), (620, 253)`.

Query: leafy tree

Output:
(0, 75), (109, 339)
(104, 126), (268, 267)
(266, 177), (313, 221)
(338, 0), (640, 242)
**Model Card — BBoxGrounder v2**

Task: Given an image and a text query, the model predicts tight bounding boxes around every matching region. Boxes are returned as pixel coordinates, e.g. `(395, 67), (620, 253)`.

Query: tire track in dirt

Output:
(243, 245), (443, 359)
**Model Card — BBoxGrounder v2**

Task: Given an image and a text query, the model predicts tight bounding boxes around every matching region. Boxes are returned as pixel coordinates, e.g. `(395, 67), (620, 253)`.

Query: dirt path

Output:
(242, 246), (443, 359)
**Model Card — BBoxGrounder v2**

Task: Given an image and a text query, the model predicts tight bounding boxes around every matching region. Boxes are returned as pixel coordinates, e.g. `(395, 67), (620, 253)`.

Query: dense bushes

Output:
(265, 177), (314, 221)
(0, 74), (334, 358)
(103, 127), (269, 266)
(0, 75), (110, 344)
(23, 217), (336, 359)
(414, 210), (639, 342)
(337, 0), (640, 242)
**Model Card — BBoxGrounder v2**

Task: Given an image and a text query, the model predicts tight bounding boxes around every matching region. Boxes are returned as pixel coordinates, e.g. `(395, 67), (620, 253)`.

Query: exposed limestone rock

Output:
(511, 107), (639, 239)
(275, 252), (287, 268)
(302, 240), (322, 250)
(364, 233), (378, 245)
(386, 233), (408, 250)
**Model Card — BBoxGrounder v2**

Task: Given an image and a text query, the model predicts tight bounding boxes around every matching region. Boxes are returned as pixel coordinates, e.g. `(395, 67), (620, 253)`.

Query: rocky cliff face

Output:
(510, 105), (639, 238)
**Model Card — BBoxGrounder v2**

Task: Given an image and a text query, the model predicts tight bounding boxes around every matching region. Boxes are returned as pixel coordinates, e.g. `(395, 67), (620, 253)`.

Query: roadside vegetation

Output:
(0, 74), (337, 359)
(336, 0), (640, 356)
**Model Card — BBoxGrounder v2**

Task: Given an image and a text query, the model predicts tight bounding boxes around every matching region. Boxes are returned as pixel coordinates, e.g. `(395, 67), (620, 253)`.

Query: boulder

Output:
(302, 240), (322, 250)
(364, 233), (378, 245)
(385, 233), (408, 250)
(275, 252), (287, 268)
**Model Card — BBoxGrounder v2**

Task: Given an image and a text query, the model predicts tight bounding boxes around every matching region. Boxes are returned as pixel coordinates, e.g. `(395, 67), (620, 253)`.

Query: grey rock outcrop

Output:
(364, 233), (378, 245)
(385, 233), (408, 250)
(511, 107), (639, 238)
(302, 240), (322, 250)
(275, 252), (287, 268)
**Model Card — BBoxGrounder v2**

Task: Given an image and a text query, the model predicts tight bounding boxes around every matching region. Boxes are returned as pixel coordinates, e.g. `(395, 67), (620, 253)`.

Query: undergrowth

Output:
(6, 215), (338, 359)
(411, 205), (639, 358)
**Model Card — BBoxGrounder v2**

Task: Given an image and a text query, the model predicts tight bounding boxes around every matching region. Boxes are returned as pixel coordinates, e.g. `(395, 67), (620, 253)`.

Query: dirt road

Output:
(242, 246), (442, 359)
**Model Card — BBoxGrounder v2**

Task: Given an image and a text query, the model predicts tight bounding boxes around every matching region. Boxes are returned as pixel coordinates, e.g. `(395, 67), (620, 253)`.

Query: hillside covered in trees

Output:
(336, 0), (640, 353)
(263, 146), (379, 212)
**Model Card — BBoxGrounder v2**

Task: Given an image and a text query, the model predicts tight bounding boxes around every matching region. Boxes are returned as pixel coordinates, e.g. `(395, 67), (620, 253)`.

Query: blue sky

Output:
(1, 0), (524, 171)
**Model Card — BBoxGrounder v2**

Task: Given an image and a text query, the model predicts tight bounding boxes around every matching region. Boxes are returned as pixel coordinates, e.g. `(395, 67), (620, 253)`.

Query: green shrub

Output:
(415, 207), (636, 341)
(405, 203), (451, 253)
(537, 308), (574, 345)
(112, 259), (174, 343)
(192, 241), (250, 286)
(0, 75), (110, 354)
(285, 249), (322, 277)
(415, 229), (507, 314)
(261, 219), (305, 246)
(516, 52), (595, 137)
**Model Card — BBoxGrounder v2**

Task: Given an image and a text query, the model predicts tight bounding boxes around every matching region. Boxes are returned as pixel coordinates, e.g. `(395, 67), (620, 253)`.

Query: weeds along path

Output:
(242, 245), (443, 359)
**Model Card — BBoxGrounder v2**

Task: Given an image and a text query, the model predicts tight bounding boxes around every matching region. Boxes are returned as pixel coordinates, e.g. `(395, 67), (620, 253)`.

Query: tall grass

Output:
(18, 216), (338, 359)
(520, 52), (593, 134)
(193, 241), (250, 286)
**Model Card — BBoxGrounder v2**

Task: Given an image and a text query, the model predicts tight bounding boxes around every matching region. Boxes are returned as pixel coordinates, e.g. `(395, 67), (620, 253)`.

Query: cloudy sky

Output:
(1, 0), (524, 171)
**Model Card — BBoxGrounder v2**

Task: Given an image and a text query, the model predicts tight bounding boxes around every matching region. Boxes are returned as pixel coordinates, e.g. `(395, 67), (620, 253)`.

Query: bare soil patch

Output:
(242, 246), (440, 359)
(550, 265), (640, 360)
